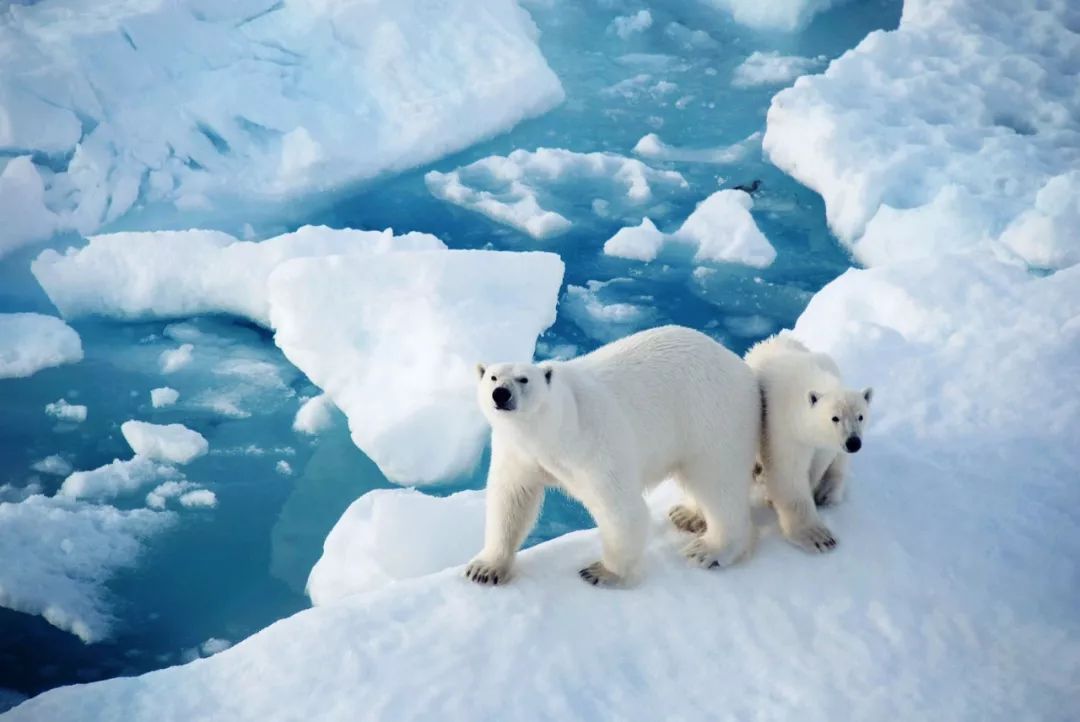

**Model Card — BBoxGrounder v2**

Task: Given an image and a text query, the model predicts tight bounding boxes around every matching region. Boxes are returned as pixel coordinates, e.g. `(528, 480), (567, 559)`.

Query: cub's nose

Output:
(492, 386), (512, 408)
(845, 436), (862, 453)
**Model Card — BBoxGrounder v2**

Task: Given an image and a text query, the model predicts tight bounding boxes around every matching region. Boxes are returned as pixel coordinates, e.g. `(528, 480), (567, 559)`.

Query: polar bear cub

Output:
(744, 334), (871, 553)
(466, 325), (760, 587)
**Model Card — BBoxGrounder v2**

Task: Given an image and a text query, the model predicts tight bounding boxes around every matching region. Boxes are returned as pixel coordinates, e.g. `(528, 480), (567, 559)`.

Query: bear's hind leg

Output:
(678, 462), (753, 569)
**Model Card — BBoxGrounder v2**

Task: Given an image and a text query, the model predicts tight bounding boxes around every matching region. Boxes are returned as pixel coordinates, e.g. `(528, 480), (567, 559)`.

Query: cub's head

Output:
(805, 387), (873, 453)
(475, 362), (553, 423)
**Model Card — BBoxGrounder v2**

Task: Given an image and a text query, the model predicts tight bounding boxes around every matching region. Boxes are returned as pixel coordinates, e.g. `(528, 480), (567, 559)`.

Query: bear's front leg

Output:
(577, 481), (649, 587)
(763, 454), (837, 554)
(466, 453), (545, 586)
(813, 453), (848, 507)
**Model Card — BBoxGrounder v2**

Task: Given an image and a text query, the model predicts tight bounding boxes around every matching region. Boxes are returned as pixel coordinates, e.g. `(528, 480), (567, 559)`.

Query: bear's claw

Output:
(668, 505), (707, 534)
(578, 562), (621, 587)
(682, 536), (743, 569)
(465, 559), (509, 586)
(788, 524), (837, 553)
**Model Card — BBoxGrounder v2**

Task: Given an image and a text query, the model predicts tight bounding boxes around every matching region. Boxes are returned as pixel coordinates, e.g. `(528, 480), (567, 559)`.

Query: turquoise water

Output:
(0, 0), (900, 700)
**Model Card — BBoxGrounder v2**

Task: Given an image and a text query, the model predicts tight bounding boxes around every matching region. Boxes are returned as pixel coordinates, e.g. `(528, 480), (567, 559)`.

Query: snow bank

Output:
(0, 495), (172, 643)
(293, 394), (335, 435)
(633, 131), (761, 163)
(121, 421), (208, 465)
(58, 457), (183, 502)
(268, 250), (564, 484)
(763, 0), (1080, 269)
(732, 52), (825, 88)
(704, 0), (848, 31)
(150, 387), (179, 408)
(0, 0), (563, 247)
(425, 149), (688, 239)
(0, 313), (83, 379)
(33, 226), (445, 327)
(604, 190), (776, 267)
(307, 489), (486, 605)
(45, 399), (87, 424)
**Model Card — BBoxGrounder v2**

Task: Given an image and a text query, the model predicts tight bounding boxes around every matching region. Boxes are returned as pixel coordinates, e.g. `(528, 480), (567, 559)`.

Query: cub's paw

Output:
(813, 481), (845, 507)
(682, 536), (746, 569)
(578, 561), (622, 587)
(668, 505), (707, 534)
(464, 558), (510, 586)
(787, 524), (837, 553)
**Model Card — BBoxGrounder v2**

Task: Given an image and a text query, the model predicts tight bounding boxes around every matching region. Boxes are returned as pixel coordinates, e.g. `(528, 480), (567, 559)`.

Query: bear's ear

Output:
(808, 391), (819, 407)
(862, 387), (873, 404)
(476, 363), (487, 379)
(543, 366), (553, 384)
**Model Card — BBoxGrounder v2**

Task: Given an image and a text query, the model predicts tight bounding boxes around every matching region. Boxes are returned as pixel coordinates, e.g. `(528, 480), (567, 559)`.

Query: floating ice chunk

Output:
(763, 0), (1080, 269)
(633, 132), (761, 163)
(563, 280), (658, 342)
(33, 226), (446, 327)
(293, 394), (335, 435)
(0, 495), (173, 642)
(704, 0), (848, 31)
(45, 399), (87, 424)
(0, 0), (563, 242)
(145, 481), (198, 510)
(59, 457), (184, 502)
(604, 190), (776, 267)
(275, 461), (293, 477)
(0, 313), (83, 379)
(731, 52), (826, 88)
(31, 455), (73, 477)
(0, 156), (58, 258)
(610, 10), (653, 39)
(121, 421), (208, 465)
(159, 345), (194, 374)
(307, 489), (486, 605)
(268, 250), (564, 484)
(602, 217), (667, 262)
(150, 387), (180, 408)
(178, 490), (216, 509)
(426, 149), (688, 239)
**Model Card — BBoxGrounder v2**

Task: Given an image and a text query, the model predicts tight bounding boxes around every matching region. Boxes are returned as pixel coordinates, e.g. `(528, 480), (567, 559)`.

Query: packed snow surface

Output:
(32, 226), (445, 327)
(425, 148), (689, 238)
(0, 495), (173, 643)
(763, 0), (1080, 269)
(268, 250), (564, 484)
(0, 0), (563, 249)
(120, 421), (208, 465)
(0, 313), (82, 379)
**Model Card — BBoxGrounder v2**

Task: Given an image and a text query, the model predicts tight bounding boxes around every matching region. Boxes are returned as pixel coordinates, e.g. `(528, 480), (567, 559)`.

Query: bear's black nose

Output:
(492, 387), (512, 409)
(845, 436), (862, 453)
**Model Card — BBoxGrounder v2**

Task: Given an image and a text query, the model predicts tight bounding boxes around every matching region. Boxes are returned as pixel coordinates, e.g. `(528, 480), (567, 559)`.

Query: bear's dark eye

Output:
(490, 375), (496, 381)
(831, 416), (840, 423)
(516, 377), (528, 384)
(858, 415), (863, 422)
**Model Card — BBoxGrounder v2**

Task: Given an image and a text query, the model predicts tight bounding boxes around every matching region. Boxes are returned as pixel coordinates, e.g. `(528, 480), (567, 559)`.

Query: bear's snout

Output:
(845, 436), (862, 453)
(492, 386), (513, 410)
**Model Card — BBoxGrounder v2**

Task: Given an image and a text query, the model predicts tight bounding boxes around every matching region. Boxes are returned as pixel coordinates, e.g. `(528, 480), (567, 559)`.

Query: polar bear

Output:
(743, 334), (872, 553)
(465, 325), (760, 587)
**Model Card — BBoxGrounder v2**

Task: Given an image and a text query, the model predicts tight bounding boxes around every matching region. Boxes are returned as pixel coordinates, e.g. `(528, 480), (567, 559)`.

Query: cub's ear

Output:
(808, 391), (819, 407)
(542, 365), (553, 384)
(476, 363), (487, 379)
(862, 387), (874, 404)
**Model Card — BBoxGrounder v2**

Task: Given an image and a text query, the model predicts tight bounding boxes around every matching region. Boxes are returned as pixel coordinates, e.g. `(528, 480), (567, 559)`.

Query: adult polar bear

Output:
(466, 325), (759, 587)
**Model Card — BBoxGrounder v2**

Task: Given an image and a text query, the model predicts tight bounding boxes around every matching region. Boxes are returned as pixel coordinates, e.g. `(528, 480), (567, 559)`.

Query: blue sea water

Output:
(0, 0), (900, 701)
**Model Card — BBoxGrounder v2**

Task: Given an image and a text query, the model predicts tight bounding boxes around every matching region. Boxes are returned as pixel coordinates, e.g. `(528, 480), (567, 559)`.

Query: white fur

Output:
(466, 325), (760, 587)
(744, 334), (872, 553)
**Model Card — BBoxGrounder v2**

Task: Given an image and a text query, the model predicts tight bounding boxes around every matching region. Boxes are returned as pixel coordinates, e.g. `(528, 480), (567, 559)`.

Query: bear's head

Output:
(475, 361), (554, 423)
(803, 387), (873, 453)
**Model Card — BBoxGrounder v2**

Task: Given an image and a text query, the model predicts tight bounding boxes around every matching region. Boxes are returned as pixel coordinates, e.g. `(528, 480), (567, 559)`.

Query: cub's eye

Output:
(858, 415), (864, 421)
(490, 375), (496, 381)
(516, 377), (529, 384)
(831, 416), (840, 423)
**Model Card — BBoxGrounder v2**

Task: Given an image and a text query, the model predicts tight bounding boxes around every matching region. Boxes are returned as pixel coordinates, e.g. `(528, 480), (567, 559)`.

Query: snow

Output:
(0, 495), (173, 643)
(425, 148), (688, 239)
(267, 250), (564, 484)
(33, 226), (445, 328)
(633, 131), (761, 164)
(150, 387), (179, 408)
(731, 51), (825, 88)
(292, 394), (335, 435)
(763, 0), (1080, 270)
(30, 455), (73, 477)
(0, 313), (83, 379)
(603, 190), (776, 267)
(307, 489), (486, 606)
(159, 345), (194, 374)
(120, 421), (208, 465)
(44, 399), (87, 424)
(610, 10), (653, 39)
(59, 457), (183, 502)
(0, 0), (563, 246)
(178, 490), (216, 509)
(704, 0), (849, 31)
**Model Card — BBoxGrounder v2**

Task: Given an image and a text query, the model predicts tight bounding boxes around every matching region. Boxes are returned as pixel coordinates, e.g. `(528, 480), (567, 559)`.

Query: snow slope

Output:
(0, 0), (563, 255)
(0, 313), (82, 379)
(267, 250), (564, 485)
(763, 0), (1080, 269)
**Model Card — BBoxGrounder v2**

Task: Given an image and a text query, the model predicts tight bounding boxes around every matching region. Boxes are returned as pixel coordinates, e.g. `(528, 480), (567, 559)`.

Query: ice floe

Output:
(0, 313), (83, 379)
(120, 421), (208, 465)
